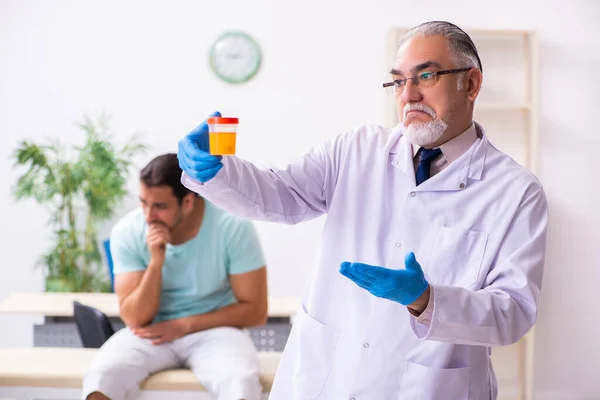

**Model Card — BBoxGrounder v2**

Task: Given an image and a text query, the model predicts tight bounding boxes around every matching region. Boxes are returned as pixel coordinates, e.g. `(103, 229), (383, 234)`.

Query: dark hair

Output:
(139, 153), (195, 203)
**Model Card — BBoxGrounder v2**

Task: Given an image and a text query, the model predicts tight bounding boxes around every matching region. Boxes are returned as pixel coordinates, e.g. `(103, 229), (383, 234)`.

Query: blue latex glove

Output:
(339, 252), (428, 306)
(177, 111), (224, 183)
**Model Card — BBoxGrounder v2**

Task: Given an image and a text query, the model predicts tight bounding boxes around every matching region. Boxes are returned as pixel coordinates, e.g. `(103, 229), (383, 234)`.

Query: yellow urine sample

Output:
(209, 132), (236, 155)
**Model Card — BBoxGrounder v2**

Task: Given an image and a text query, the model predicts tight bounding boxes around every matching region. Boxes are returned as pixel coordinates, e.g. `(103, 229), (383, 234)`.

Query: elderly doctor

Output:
(177, 20), (548, 400)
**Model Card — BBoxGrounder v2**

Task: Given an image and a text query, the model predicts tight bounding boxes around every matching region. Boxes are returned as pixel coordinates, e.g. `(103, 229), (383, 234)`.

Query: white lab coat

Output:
(181, 122), (548, 400)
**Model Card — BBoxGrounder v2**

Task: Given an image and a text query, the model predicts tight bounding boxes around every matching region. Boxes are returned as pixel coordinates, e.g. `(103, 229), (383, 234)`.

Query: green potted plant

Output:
(11, 113), (147, 292)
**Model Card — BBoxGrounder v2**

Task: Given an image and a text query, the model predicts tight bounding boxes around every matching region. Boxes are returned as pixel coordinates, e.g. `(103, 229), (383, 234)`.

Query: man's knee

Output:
(82, 368), (141, 400)
(82, 330), (155, 399)
(212, 373), (262, 400)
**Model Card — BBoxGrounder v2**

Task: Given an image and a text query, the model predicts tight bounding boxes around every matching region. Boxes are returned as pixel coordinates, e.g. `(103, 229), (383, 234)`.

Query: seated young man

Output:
(82, 153), (268, 400)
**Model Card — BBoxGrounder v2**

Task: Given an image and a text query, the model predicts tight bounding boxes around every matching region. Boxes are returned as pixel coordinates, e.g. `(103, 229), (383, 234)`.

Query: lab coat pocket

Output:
(398, 360), (471, 400)
(292, 305), (340, 399)
(428, 227), (488, 289)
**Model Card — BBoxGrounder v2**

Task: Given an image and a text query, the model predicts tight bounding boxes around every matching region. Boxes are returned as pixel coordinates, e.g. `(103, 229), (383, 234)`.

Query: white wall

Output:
(0, 0), (598, 398)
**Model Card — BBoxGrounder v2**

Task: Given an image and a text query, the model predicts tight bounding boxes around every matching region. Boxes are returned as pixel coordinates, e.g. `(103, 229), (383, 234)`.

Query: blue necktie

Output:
(415, 147), (442, 186)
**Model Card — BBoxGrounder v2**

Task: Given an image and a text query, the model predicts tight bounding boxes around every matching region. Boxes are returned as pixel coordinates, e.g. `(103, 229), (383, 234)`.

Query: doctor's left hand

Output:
(340, 252), (429, 306)
(132, 318), (190, 345)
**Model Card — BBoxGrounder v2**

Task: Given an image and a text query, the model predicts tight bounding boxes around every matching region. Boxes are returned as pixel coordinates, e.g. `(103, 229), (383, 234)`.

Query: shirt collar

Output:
(388, 121), (488, 189)
(411, 122), (478, 164)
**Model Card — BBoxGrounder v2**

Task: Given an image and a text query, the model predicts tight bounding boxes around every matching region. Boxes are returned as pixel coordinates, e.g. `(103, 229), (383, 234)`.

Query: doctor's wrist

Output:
(407, 285), (431, 314)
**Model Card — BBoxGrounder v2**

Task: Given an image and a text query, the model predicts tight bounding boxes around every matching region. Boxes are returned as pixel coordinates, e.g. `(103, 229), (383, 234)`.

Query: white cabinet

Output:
(385, 28), (539, 400)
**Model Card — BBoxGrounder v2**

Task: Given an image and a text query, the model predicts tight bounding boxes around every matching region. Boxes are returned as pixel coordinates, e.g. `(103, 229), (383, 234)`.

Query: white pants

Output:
(82, 326), (261, 400)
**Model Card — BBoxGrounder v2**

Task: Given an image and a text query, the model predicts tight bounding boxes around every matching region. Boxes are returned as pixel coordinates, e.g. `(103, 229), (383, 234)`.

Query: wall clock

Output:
(209, 31), (262, 84)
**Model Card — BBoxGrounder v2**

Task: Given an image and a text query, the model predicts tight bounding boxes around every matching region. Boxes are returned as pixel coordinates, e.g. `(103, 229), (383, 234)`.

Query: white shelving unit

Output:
(385, 28), (539, 400)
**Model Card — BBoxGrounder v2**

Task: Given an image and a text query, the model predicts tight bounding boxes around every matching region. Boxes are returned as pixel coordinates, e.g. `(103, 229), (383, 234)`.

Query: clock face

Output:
(209, 31), (262, 84)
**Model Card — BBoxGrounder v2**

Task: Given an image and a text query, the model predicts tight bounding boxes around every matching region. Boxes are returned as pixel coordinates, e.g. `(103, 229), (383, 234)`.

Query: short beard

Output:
(401, 103), (449, 147)
(150, 209), (183, 232)
(170, 209), (184, 231)
(404, 119), (448, 147)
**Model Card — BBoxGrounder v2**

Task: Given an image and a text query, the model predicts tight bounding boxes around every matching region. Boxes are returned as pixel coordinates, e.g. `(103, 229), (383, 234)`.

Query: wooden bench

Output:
(0, 347), (281, 399)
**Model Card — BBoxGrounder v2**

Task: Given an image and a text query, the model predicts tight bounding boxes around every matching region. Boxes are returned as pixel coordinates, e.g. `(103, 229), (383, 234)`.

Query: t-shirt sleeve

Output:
(226, 219), (266, 275)
(109, 220), (146, 274)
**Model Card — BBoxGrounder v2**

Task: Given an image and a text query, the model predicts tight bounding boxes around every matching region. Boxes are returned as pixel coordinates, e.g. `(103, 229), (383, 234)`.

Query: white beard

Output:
(404, 119), (448, 147)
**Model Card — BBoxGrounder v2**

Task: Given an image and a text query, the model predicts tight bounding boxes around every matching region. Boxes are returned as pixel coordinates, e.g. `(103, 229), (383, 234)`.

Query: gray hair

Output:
(396, 21), (482, 72)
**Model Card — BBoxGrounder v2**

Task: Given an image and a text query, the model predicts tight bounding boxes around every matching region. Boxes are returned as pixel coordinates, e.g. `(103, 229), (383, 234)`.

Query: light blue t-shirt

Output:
(109, 200), (266, 322)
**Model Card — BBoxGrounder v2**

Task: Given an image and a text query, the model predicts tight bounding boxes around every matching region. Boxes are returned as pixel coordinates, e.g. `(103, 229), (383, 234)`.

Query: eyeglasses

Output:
(382, 68), (472, 93)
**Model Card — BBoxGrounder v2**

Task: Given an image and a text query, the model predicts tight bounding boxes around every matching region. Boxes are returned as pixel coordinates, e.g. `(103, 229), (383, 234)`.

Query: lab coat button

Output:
(392, 160), (398, 166)
(410, 191), (416, 197)
(459, 183), (465, 189)
(363, 343), (369, 348)
(395, 243), (401, 248)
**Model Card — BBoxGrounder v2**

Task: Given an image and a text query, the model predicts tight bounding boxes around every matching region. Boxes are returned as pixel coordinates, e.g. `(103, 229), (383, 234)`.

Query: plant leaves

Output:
(12, 113), (147, 292)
